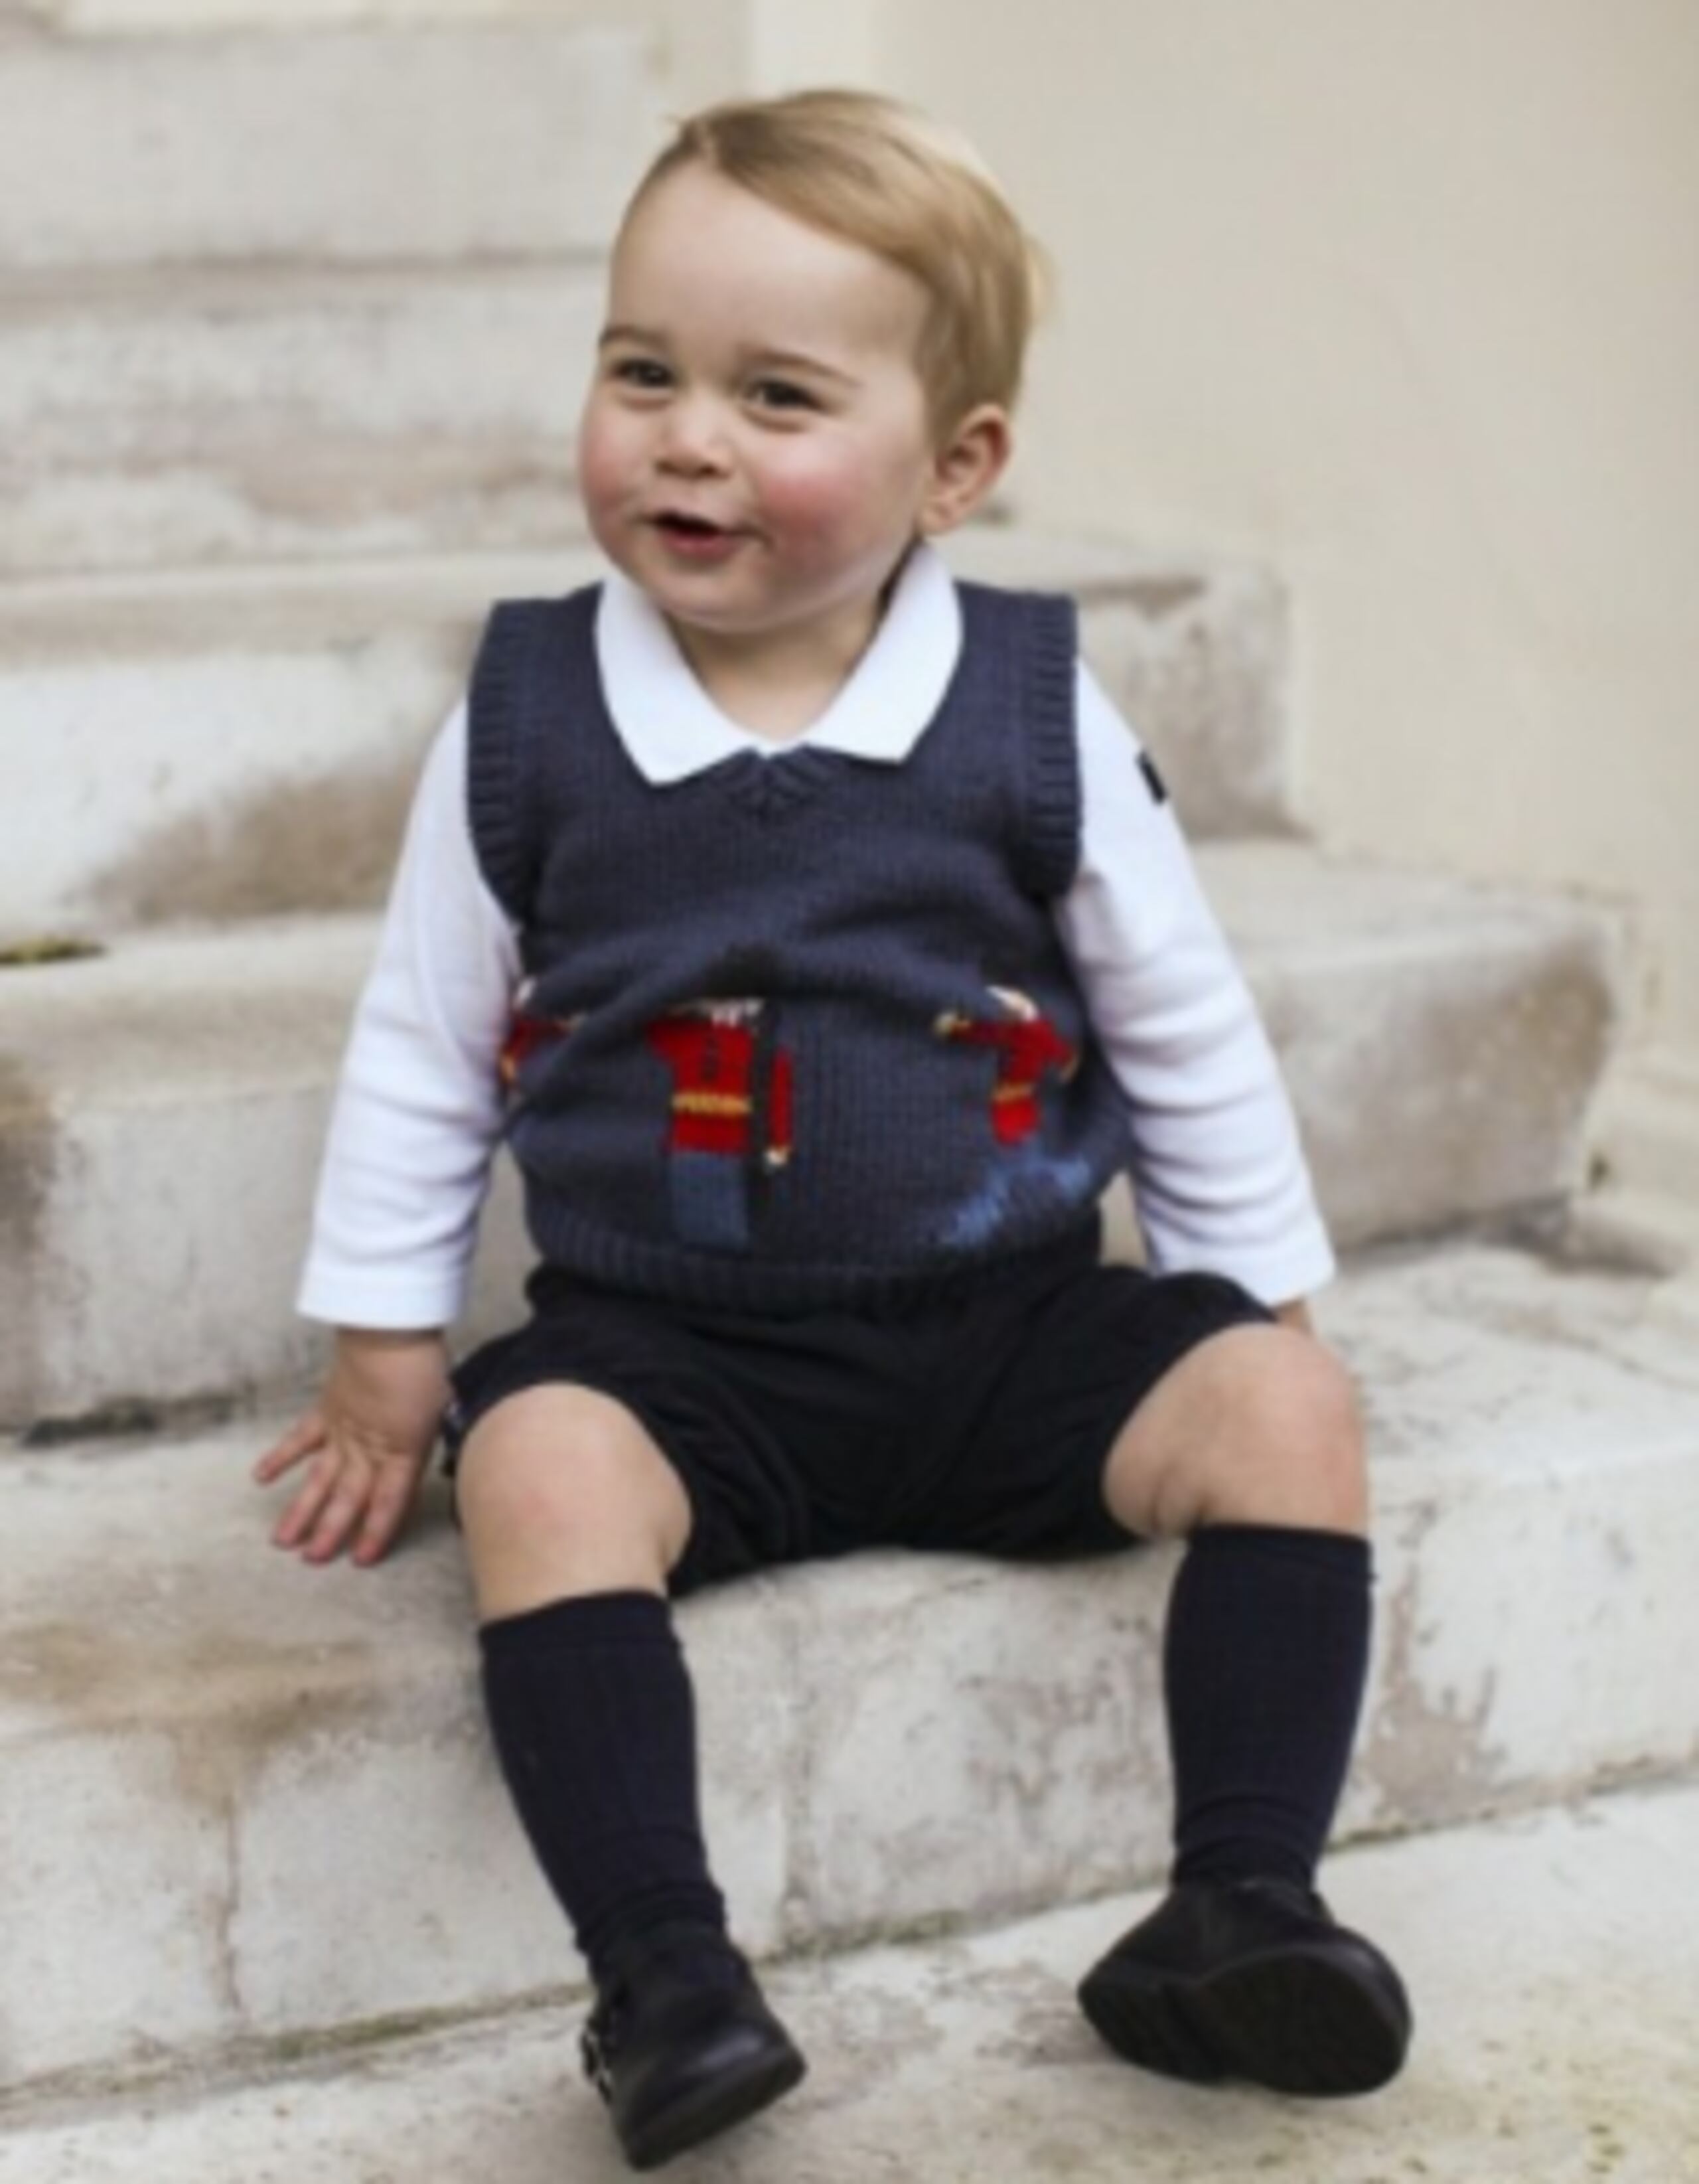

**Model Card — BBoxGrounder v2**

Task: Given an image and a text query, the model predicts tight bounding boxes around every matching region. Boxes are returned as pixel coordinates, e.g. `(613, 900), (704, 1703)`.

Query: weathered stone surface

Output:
(0, 1733), (236, 2086)
(3, 1245), (1696, 2094)
(0, 535), (1288, 940)
(5, 1784), (1694, 2181)
(0, 916), (376, 1426)
(0, 853), (1620, 1426)
(1573, 1043), (1699, 1277)
(1210, 845), (1625, 1248)
(0, 264), (601, 578)
(1331, 1242), (1699, 1835)
(0, 553), (595, 941)
(946, 528), (1295, 834)
(0, 23), (656, 270)
(781, 1555), (1171, 1942)
(226, 1569), (795, 2042)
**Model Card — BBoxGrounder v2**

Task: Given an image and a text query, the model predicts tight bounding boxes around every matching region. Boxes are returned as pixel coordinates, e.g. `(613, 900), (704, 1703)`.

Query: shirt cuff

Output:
(1144, 1223), (1339, 1310)
(295, 1261), (463, 1332)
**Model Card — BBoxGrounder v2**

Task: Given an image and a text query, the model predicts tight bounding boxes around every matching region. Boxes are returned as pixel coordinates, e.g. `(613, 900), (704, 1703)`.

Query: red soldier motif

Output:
(498, 983), (579, 1091)
(646, 1000), (794, 1250)
(936, 985), (1078, 1145)
(645, 1003), (793, 1167)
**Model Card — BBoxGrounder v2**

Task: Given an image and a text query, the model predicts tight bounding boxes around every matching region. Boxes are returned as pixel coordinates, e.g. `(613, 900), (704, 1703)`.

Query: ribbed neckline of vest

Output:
(712, 744), (851, 820)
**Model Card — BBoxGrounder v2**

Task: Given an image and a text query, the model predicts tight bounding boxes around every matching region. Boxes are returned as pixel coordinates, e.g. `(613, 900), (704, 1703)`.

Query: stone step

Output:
(0, 20), (655, 273)
(0, 855), (1619, 1431)
(3, 1243), (1696, 2099)
(1, 1781), (1693, 2181)
(0, 260), (601, 580)
(1575, 1047), (1699, 1278)
(0, 534), (1291, 943)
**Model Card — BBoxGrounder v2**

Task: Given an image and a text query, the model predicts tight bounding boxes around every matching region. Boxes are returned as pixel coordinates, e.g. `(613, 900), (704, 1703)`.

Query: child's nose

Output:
(656, 394), (732, 475)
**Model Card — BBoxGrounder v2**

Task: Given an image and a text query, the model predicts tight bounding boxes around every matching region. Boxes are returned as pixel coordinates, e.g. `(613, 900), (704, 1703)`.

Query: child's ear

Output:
(919, 403), (1013, 536)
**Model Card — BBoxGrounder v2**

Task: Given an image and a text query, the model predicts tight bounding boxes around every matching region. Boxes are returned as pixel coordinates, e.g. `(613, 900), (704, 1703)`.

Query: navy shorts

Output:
(444, 1223), (1271, 1597)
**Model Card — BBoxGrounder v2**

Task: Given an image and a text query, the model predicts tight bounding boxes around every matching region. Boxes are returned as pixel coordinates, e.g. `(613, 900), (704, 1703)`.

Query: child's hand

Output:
(254, 1328), (451, 1568)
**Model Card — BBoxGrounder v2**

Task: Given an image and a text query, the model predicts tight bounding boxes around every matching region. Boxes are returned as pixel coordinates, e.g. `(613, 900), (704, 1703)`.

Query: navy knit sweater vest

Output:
(467, 579), (1131, 1312)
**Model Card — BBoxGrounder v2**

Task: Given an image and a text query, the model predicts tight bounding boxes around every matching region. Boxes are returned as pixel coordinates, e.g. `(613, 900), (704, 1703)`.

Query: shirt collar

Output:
(592, 540), (963, 785)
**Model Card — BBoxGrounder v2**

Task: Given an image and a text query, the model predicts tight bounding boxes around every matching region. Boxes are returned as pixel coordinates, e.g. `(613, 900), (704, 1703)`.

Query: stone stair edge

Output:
(0, 17), (660, 274)
(7, 1782), (1697, 2182)
(0, 546), (604, 658)
(9, 1230), (1699, 1737)
(1, 529), (1295, 932)
(4, 1241), (1698, 2098)
(11, 1237), (1698, 1699)
(0, 3), (666, 48)
(1, 275), (606, 585)
(0, 528), (1278, 658)
(0, 19), (660, 77)
(0, 846), (1623, 1425)
(0, 842), (1615, 1424)
(0, 246), (608, 309)
(1, 842), (1612, 1097)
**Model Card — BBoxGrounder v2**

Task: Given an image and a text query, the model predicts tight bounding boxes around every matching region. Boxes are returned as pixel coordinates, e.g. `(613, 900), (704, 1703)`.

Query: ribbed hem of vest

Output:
(467, 601), (532, 918)
(469, 593), (601, 921)
(525, 1204), (1107, 1317)
(1017, 592), (1082, 897)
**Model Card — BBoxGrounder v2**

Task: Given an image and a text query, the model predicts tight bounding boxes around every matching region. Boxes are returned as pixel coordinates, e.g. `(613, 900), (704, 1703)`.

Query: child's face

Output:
(578, 162), (993, 680)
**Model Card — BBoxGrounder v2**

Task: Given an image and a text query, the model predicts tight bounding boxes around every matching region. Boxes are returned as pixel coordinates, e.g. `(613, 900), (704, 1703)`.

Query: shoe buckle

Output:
(579, 2015), (615, 2103)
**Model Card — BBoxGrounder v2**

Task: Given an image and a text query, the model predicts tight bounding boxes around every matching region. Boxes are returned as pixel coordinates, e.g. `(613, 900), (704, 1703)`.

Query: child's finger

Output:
(352, 1463), (417, 1567)
(254, 1412), (327, 1483)
(271, 1446), (343, 1549)
(301, 1460), (377, 1563)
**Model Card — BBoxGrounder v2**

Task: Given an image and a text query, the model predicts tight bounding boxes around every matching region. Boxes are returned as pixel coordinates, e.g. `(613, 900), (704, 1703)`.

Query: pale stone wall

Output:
(1, 0), (749, 121)
(15, 0), (1696, 1109)
(7, 0), (656, 27)
(861, 0), (1699, 1069)
(11, 0), (874, 119)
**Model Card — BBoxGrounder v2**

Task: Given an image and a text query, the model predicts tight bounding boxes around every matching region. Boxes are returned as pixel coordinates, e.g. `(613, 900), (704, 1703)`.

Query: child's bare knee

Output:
(458, 1386), (691, 1614)
(1107, 1326), (1367, 1538)
(1199, 1331), (1367, 1531)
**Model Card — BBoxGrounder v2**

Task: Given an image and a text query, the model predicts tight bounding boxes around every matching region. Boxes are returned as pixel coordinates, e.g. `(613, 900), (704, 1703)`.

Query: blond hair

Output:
(627, 88), (1044, 438)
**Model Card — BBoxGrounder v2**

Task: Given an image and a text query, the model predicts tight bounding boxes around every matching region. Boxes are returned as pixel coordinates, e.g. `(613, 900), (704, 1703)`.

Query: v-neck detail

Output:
(711, 745), (851, 821)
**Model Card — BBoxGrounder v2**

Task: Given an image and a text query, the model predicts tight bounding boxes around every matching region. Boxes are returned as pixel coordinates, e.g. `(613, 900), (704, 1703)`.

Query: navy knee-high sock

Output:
(480, 1591), (728, 1984)
(1163, 1523), (1372, 1891)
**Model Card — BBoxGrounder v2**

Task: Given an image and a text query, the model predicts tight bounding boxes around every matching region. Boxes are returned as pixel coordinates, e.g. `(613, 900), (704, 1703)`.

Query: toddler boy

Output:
(256, 88), (1411, 2171)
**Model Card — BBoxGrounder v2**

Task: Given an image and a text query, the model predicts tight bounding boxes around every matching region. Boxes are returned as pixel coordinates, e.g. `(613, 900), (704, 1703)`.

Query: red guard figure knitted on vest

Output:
(646, 1000), (794, 1251)
(936, 984), (1080, 1144)
(498, 987), (579, 1093)
(935, 985), (1090, 1249)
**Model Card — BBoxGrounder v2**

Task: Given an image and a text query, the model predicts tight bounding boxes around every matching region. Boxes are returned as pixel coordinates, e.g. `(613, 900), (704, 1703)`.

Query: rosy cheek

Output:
(749, 450), (867, 551)
(575, 428), (626, 532)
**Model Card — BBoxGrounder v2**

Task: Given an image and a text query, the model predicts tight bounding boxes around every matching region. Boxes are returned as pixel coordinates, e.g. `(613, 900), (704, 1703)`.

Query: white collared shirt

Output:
(298, 544), (1334, 1326)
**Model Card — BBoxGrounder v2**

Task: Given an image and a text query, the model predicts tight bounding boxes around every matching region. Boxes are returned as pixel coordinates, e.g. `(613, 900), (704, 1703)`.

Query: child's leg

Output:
(850, 1243), (1406, 2094)
(458, 1385), (803, 2165)
(458, 1385), (715, 1971)
(1102, 1322), (1370, 1889)
(1080, 1323), (1410, 2093)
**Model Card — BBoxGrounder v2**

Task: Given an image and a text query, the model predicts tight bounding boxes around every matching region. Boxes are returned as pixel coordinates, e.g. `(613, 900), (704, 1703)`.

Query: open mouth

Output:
(647, 510), (747, 563)
(654, 512), (729, 539)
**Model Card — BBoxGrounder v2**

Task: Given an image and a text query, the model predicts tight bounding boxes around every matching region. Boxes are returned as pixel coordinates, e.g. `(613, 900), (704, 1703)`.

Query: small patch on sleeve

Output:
(1138, 751), (1170, 807)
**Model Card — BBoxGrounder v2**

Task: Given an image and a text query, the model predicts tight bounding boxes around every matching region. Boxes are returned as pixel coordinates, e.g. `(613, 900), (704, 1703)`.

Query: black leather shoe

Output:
(581, 1926), (806, 2171)
(1078, 1877), (1412, 2096)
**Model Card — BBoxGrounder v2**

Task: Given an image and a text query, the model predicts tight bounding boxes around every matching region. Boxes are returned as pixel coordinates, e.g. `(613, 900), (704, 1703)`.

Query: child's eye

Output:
(611, 357), (672, 391)
(747, 378), (817, 414)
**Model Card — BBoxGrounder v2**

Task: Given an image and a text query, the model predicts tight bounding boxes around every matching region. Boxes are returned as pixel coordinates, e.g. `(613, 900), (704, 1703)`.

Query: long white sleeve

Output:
(296, 703), (518, 1328)
(1057, 666), (1335, 1306)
